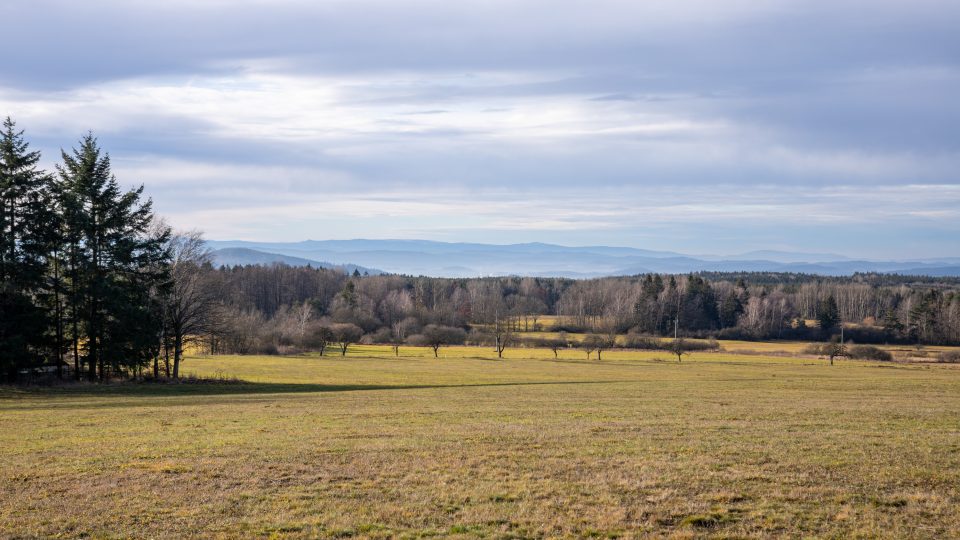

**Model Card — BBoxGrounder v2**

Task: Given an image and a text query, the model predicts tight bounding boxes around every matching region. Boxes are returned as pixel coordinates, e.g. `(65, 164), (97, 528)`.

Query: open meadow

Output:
(3, 344), (960, 538)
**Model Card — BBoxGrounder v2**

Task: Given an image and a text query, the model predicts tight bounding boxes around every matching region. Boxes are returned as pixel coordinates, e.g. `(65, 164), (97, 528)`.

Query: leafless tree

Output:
(583, 334), (615, 361)
(409, 324), (466, 358)
(164, 230), (219, 378)
(492, 314), (513, 358)
(330, 323), (363, 356)
(305, 323), (333, 356)
(668, 338), (688, 363)
(293, 301), (314, 344)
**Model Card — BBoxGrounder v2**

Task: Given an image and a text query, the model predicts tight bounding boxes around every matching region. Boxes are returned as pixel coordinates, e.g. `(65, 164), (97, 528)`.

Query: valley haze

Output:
(208, 239), (960, 278)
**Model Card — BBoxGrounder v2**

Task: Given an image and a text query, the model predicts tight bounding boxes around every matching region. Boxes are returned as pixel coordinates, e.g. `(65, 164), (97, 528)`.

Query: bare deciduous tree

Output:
(668, 338), (688, 363)
(164, 230), (219, 378)
(330, 323), (363, 356)
(409, 324), (466, 358)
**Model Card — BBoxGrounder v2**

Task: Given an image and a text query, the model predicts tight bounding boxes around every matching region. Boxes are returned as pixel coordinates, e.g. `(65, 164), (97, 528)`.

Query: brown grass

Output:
(2, 346), (959, 538)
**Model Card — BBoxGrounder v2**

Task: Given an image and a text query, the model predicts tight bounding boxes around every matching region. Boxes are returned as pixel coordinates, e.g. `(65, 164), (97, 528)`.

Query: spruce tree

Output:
(816, 295), (841, 332)
(0, 117), (52, 380)
(55, 133), (170, 380)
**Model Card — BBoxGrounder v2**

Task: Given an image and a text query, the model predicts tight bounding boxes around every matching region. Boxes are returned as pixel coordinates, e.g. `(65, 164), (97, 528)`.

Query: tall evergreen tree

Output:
(816, 295), (841, 332)
(680, 275), (720, 331)
(719, 292), (744, 328)
(55, 133), (170, 380)
(0, 117), (53, 380)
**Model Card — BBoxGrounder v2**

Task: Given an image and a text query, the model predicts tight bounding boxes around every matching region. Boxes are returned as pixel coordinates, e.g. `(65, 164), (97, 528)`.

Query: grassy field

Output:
(3, 345), (960, 538)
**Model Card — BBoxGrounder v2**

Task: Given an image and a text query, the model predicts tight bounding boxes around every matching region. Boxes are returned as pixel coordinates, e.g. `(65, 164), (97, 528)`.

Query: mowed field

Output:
(3, 344), (960, 538)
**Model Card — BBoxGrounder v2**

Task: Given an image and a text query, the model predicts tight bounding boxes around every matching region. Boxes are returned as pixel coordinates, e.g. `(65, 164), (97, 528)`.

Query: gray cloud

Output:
(1, 0), (957, 257)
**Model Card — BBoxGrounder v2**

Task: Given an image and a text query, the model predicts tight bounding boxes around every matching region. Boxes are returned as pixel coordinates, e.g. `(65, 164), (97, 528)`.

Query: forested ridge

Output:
(199, 265), (960, 357)
(2, 117), (959, 382)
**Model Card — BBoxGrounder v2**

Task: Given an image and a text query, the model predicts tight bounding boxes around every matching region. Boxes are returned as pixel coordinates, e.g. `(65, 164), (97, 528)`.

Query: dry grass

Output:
(2, 345), (960, 538)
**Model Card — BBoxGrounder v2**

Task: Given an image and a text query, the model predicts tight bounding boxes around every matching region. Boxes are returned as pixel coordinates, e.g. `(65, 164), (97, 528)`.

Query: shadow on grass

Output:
(0, 379), (625, 410)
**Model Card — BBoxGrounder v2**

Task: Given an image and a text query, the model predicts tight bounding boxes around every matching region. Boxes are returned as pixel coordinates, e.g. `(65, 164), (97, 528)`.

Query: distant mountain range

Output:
(210, 247), (381, 275)
(207, 239), (960, 278)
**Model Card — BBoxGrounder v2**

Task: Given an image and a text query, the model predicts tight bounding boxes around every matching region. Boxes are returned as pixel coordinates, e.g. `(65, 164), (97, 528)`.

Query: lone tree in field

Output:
(579, 337), (596, 360)
(309, 324), (334, 356)
(491, 315), (513, 358)
(330, 323), (363, 356)
(668, 338), (689, 363)
(545, 333), (568, 358)
(411, 324), (466, 357)
(825, 336), (846, 366)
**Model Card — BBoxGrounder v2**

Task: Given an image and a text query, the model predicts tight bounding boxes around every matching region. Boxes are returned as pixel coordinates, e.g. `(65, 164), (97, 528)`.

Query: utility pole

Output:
(840, 320), (844, 357)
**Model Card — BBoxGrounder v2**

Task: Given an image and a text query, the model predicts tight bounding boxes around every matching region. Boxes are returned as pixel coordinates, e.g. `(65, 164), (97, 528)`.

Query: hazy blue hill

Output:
(205, 240), (960, 278)
(209, 248), (380, 275)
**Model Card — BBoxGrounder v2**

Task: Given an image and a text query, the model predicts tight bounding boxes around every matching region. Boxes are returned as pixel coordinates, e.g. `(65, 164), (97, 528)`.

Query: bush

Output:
(621, 334), (664, 350)
(552, 323), (587, 333)
(847, 345), (893, 361)
(362, 327), (393, 345)
(684, 338), (721, 352)
(620, 334), (719, 352)
(939, 350), (960, 363)
(842, 325), (898, 345)
(717, 327), (760, 341)
(256, 342), (279, 356)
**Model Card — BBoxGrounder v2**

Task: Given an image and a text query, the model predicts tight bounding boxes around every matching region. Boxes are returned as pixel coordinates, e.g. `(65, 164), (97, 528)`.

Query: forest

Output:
(198, 264), (960, 357)
(3, 117), (960, 382)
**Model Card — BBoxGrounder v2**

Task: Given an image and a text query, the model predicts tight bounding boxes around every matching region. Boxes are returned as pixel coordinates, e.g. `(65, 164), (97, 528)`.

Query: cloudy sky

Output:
(2, 0), (958, 258)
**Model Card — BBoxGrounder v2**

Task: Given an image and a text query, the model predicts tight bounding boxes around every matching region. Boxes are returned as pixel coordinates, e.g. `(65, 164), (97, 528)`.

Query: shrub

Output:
(847, 345), (893, 361)
(677, 339), (721, 352)
(842, 325), (895, 345)
(939, 350), (960, 363)
(716, 327), (759, 341)
(552, 323), (587, 333)
(362, 327), (393, 345)
(621, 334), (664, 350)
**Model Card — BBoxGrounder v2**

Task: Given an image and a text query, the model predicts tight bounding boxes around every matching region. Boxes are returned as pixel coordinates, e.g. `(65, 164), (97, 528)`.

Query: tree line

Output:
(192, 264), (960, 360)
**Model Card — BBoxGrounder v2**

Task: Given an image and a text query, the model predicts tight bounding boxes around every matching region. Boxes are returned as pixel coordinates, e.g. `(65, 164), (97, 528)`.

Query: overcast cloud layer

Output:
(2, 0), (958, 258)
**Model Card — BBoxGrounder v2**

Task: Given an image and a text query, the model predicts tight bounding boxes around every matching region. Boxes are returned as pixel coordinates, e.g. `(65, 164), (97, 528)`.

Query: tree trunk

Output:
(88, 335), (97, 382)
(72, 319), (80, 382)
(173, 335), (183, 378)
(163, 339), (171, 377)
(53, 255), (64, 380)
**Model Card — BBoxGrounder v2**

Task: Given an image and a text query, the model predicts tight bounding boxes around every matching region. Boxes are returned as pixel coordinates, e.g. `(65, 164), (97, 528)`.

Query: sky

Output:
(1, 0), (958, 259)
